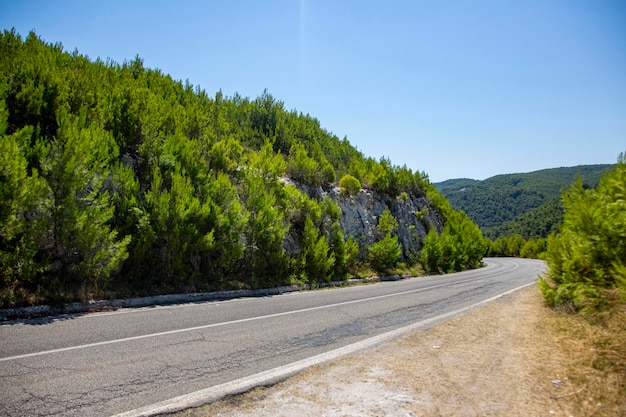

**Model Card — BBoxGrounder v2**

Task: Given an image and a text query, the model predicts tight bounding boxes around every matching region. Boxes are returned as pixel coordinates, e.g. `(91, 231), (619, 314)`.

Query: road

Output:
(0, 258), (545, 417)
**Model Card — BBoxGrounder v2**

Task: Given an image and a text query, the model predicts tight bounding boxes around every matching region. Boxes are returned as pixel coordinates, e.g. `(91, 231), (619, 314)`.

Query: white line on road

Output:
(1, 264), (519, 362)
(112, 280), (536, 417)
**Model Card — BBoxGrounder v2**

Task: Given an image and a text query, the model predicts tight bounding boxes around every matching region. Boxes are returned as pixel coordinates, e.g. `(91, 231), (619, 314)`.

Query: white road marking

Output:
(0, 264), (519, 362)
(112, 281), (536, 417)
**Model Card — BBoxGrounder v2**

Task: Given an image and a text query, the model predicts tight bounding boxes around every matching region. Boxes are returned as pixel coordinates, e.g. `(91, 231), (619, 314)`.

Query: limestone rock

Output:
(286, 179), (443, 262)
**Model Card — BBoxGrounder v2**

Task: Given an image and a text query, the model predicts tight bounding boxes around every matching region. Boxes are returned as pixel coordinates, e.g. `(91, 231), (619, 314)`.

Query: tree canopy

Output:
(435, 165), (613, 239)
(0, 30), (485, 307)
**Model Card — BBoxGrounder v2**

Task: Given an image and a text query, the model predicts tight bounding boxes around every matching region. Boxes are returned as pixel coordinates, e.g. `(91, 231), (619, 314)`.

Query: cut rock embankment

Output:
(285, 180), (442, 262)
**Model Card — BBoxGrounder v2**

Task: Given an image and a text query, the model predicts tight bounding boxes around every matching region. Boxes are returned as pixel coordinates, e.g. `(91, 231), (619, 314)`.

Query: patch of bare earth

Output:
(174, 287), (625, 417)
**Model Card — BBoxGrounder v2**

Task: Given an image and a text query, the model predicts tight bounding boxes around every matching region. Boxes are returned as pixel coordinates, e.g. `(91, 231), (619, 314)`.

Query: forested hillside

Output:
(435, 165), (613, 239)
(0, 30), (485, 308)
(485, 197), (563, 240)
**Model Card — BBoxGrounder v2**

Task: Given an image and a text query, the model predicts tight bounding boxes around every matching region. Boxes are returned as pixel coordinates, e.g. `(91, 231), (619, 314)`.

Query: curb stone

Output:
(0, 275), (403, 321)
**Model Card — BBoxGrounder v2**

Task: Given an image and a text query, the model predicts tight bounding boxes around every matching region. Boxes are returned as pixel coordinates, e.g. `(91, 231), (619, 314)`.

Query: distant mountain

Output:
(434, 165), (614, 239)
(483, 196), (564, 240)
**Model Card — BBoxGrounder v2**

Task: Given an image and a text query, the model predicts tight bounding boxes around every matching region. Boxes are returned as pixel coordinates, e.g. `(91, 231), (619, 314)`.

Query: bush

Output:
(420, 210), (486, 273)
(339, 174), (361, 196)
(539, 154), (626, 312)
(287, 142), (320, 186)
(301, 217), (335, 283)
(367, 235), (401, 273)
(367, 209), (401, 273)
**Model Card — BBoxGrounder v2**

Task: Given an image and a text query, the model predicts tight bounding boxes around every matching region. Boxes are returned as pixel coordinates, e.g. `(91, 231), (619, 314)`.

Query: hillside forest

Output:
(0, 30), (486, 308)
(435, 165), (613, 260)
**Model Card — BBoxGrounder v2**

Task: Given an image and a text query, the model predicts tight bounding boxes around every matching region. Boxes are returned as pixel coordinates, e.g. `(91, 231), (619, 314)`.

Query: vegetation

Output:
(535, 155), (626, 412)
(435, 165), (614, 263)
(541, 301), (626, 416)
(367, 209), (402, 273)
(539, 154), (626, 313)
(420, 191), (487, 273)
(487, 234), (548, 260)
(435, 165), (613, 239)
(0, 30), (485, 307)
(338, 174), (361, 196)
(484, 197), (563, 240)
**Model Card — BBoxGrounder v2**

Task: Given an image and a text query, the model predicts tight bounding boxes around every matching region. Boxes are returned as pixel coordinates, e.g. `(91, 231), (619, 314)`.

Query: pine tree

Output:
(539, 155), (626, 312)
(41, 114), (130, 299)
(0, 103), (48, 303)
(367, 209), (402, 273)
(301, 217), (335, 283)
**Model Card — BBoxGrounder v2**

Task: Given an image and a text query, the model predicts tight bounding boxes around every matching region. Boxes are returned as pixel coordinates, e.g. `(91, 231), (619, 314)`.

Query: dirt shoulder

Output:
(175, 286), (622, 417)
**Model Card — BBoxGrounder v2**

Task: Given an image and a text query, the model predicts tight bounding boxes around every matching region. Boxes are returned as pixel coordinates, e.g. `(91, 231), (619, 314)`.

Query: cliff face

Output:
(286, 180), (443, 263)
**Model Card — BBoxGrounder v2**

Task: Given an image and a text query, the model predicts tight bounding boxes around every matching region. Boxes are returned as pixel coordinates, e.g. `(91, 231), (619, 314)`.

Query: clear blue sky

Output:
(2, 0), (625, 182)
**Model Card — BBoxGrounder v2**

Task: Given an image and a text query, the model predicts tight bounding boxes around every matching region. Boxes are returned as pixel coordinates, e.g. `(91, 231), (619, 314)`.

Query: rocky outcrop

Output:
(286, 180), (443, 262)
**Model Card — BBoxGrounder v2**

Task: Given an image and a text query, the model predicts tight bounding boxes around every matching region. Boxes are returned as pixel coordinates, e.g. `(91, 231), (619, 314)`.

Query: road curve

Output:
(0, 258), (545, 416)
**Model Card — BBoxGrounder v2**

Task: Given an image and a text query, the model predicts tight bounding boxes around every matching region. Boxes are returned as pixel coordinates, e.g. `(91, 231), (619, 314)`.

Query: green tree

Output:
(140, 165), (216, 291)
(539, 156), (626, 312)
(376, 209), (398, 238)
(208, 136), (243, 176)
(287, 141), (320, 186)
(420, 210), (486, 273)
(506, 234), (524, 256)
(519, 237), (547, 259)
(489, 236), (509, 256)
(42, 115), (130, 299)
(300, 217), (335, 283)
(201, 172), (248, 286)
(0, 106), (48, 303)
(318, 198), (354, 280)
(420, 229), (442, 273)
(339, 174), (361, 196)
(367, 209), (402, 273)
(367, 160), (389, 193)
(247, 140), (287, 182)
(241, 173), (289, 288)
(328, 220), (355, 280)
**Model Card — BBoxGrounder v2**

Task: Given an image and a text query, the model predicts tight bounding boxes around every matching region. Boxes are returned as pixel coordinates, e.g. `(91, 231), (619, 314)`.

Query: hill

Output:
(484, 196), (564, 240)
(435, 165), (613, 239)
(0, 30), (485, 307)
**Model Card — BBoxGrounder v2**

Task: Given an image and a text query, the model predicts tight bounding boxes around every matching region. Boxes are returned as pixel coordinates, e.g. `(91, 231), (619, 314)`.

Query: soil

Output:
(173, 287), (601, 417)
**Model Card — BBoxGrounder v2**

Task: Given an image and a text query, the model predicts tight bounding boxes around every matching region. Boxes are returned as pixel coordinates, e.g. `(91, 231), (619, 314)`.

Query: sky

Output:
(1, 0), (625, 182)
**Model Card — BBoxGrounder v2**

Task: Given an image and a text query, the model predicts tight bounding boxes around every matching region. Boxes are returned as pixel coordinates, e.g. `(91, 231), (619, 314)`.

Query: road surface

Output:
(0, 257), (545, 416)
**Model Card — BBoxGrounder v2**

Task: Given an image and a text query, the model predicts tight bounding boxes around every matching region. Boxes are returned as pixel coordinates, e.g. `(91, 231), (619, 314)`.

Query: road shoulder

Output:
(175, 286), (581, 417)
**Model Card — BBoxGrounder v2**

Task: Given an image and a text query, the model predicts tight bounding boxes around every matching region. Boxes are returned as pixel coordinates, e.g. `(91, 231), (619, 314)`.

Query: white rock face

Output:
(287, 180), (443, 262)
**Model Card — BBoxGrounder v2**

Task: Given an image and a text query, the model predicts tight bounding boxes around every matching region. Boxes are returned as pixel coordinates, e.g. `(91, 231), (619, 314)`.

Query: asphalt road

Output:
(0, 257), (546, 417)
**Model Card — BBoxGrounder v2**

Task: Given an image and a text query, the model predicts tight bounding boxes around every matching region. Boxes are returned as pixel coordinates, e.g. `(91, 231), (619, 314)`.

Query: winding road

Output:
(0, 257), (546, 416)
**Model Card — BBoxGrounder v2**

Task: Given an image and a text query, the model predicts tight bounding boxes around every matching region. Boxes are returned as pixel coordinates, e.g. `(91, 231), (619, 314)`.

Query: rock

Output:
(286, 179), (444, 262)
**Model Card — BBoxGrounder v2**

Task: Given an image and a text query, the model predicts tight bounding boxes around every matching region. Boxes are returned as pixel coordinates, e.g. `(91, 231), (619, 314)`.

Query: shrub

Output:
(367, 209), (401, 273)
(367, 235), (401, 273)
(539, 154), (626, 312)
(339, 174), (361, 196)
(301, 217), (335, 283)
(287, 142), (320, 186)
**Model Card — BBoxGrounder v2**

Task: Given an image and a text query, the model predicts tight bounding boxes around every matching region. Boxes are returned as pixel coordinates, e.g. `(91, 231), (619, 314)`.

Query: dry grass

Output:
(541, 300), (626, 416)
